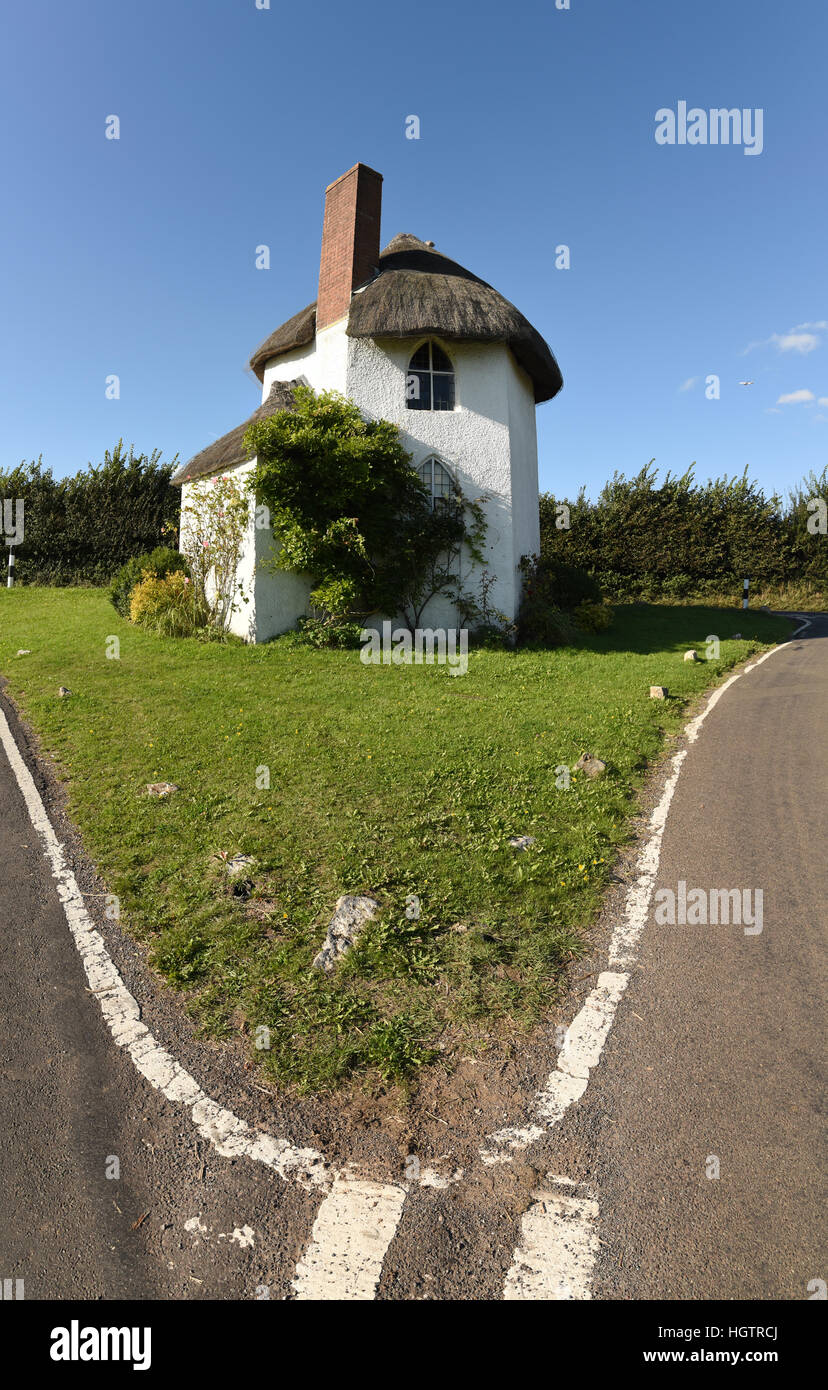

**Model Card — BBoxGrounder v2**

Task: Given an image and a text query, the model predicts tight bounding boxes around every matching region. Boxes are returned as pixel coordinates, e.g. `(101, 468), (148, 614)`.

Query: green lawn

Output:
(0, 589), (792, 1094)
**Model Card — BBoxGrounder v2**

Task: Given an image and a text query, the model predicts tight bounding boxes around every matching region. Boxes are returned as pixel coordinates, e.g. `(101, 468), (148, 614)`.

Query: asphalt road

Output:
(0, 697), (316, 1301)
(0, 617), (824, 1301)
(588, 614), (827, 1298)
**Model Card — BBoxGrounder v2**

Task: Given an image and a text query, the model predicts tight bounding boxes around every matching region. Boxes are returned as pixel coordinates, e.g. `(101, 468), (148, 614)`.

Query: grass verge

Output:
(0, 589), (792, 1094)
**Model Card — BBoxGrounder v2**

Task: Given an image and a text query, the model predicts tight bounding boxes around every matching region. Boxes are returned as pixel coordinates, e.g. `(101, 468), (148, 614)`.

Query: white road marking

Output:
(184, 1217), (256, 1249)
(483, 618), (811, 1171)
(0, 703), (330, 1191)
(0, 617), (810, 1303)
(291, 1176), (408, 1300)
(418, 1167), (464, 1189)
(557, 970), (630, 1075)
(497, 617), (812, 1299)
(224, 1226), (255, 1249)
(504, 1185), (600, 1300)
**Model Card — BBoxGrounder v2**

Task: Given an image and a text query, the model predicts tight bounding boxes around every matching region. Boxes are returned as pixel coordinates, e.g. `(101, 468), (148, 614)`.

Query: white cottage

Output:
(172, 164), (562, 641)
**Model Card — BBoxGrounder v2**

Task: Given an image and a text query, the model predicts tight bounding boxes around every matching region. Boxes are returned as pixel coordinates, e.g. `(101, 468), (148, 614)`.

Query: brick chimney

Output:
(316, 164), (383, 332)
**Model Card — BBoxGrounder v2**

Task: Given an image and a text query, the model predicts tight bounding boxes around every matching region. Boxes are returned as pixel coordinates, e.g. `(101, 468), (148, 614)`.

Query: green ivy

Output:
(244, 386), (490, 635)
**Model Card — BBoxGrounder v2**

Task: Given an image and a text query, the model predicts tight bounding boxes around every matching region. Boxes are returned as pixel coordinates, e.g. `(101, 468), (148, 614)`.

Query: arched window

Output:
(406, 341), (455, 411)
(417, 457), (455, 511)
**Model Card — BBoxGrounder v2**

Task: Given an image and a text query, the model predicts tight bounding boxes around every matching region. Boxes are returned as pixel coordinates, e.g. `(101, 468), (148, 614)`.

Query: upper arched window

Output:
(406, 341), (455, 412)
(417, 457), (455, 511)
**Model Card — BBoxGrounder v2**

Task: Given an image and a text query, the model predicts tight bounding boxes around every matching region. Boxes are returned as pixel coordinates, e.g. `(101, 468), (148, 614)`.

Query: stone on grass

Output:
(58, 686), (71, 697)
(313, 894), (379, 974)
(508, 835), (536, 852)
(146, 781), (179, 798)
(16, 649), (31, 657)
(650, 685), (668, 700)
(226, 854), (256, 878)
(683, 649), (699, 662)
(572, 753), (607, 780)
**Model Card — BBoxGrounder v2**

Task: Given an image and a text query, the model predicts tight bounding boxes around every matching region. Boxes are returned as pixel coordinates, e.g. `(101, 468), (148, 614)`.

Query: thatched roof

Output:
(171, 380), (299, 486)
(249, 234), (562, 403)
(248, 302), (316, 380)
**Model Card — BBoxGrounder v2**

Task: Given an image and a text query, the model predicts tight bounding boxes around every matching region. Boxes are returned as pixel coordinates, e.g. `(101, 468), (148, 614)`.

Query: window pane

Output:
(432, 461), (451, 495)
(409, 343), (431, 370)
(406, 371), (431, 409)
(432, 373), (455, 411)
(431, 343), (453, 373)
(417, 460), (432, 489)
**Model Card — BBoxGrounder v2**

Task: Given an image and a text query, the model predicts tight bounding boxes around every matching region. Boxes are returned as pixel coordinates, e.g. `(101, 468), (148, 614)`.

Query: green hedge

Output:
(0, 442), (180, 586)
(539, 463), (828, 599)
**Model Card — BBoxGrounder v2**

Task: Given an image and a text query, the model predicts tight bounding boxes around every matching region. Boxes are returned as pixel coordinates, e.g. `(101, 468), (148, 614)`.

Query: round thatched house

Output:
(173, 163), (562, 642)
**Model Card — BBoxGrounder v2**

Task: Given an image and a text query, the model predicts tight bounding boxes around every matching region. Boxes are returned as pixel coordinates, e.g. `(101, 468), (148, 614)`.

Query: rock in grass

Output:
(684, 649), (699, 662)
(16, 649), (31, 657)
(226, 854), (256, 878)
(313, 894), (379, 974)
(58, 686), (72, 697)
(572, 753), (607, 779)
(508, 835), (536, 851)
(146, 781), (179, 798)
(649, 685), (668, 699)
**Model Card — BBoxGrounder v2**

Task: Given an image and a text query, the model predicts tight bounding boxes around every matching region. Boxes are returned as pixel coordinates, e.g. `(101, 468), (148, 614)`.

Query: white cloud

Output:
(775, 332), (820, 354)
(818, 396), (828, 407)
(764, 407), (782, 414)
(744, 320), (826, 355)
(776, 389), (815, 405)
(678, 376), (698, 392)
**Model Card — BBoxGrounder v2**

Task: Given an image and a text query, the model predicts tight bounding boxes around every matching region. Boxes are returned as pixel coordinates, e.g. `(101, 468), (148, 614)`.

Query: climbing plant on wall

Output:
(245, 386), (488, 639)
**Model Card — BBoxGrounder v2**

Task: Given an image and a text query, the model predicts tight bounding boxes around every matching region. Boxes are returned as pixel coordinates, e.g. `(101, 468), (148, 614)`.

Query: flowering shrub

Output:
(129, 569), (207, 637)
(109, 545), (189, 617)
(179, 473), (250, 630)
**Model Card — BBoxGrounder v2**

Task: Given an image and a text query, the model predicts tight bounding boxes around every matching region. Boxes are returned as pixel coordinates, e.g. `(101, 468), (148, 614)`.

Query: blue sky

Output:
(2, 0), (825, 501)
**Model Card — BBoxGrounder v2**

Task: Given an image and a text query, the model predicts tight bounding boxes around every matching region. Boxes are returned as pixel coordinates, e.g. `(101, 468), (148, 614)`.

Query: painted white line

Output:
(0, 703), (330, 1192)
(503, 1186), (600, 1300)
(183, 1216), (256, 1249)
(291, 1176), (408, 1300)
(0, 616), (810, 1302)
(482, 619), (812, 1168)
(557, 970), (630, 1077)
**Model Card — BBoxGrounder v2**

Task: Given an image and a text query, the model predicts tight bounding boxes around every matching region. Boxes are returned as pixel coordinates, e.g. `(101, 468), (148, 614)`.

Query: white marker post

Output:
(6, 547), (14, 588)
(742, 578), (749, 610)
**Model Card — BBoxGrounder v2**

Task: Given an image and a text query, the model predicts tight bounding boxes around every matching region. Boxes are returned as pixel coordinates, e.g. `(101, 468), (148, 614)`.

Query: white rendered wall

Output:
(180, 461), (313, 643)
(253, 520), (312, 643)
(255, 329), (351, 638)
(179, 466), (258, 641)
(345, 334), (539, 626)
(183, 322), (541, 641)
(260, 319), (349, 399)
(505, 352), (541, 572)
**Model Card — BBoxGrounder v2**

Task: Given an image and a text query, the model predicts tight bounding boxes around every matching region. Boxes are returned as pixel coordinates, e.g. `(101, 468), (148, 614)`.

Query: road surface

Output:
(0, 617), (824, 1300)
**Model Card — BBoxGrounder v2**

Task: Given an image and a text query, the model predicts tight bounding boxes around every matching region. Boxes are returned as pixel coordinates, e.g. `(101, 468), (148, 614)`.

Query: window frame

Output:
(417, 455), (457, 512)
(405, 339), (457, 412)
